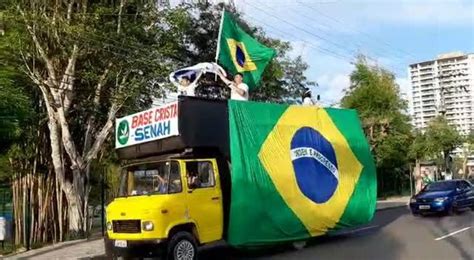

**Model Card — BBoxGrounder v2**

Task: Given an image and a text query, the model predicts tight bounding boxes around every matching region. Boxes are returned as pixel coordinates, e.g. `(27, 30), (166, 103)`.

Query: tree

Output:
(2, 1), (315, 239)
(1, 0), (182, 236)
(341, 57), (412, 196)
(424, 116), (462, 178)
(461, 131), (474, 179)
(408, 131), (431, 193)
(0, 43), (31, 154)
(0, 20), (34, 184)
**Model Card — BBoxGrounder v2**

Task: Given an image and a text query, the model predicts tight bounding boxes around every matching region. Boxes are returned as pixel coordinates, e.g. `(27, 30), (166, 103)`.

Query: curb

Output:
(2, 237), (101, 259)
(376, 203), (409, 212)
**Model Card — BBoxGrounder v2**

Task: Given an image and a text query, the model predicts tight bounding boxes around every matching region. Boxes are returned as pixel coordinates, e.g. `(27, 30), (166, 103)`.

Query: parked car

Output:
(409, 180), (474, 216)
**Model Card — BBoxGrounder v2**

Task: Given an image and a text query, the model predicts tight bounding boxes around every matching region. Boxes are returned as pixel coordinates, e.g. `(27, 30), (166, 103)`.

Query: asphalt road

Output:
(199, 207), (474, 260)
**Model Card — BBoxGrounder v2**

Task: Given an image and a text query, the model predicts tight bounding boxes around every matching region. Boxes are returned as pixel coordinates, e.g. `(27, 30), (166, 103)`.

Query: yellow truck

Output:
(105, 97), (376, 259)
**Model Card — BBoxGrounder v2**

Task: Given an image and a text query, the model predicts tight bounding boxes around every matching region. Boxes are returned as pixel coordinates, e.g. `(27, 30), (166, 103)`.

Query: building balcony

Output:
(420, 75), (435, 80)
(422, 101), (436, 105)
(420, 91), (435, 95)
(420, 81), (434, 86)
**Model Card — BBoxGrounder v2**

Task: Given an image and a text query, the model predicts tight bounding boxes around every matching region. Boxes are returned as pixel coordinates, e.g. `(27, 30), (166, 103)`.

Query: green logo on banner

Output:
(117, 120), (129, 145)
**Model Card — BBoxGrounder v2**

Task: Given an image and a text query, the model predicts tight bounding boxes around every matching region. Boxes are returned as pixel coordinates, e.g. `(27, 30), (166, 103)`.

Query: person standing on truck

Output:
(176, 75), (197, 97)
(302, 88), (314, 105)
(218, 72), (249, 101)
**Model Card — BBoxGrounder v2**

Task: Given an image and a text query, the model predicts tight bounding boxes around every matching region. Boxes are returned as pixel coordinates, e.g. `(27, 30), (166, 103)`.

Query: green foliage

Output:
(0, 155), (12, 183)
(341, 57), (412, 196)
(462, 129), (474, 155)
(341, 57), (412, 169)
(408, 131), (429, 161)
(424, 116), (462, 155)
(0, 241), (17, 255)
(0, 27), (33, 153)
(408, 116), (462, 178)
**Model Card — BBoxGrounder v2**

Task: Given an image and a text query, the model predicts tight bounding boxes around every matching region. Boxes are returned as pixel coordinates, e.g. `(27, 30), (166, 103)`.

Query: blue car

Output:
(409, 180), (474, 216)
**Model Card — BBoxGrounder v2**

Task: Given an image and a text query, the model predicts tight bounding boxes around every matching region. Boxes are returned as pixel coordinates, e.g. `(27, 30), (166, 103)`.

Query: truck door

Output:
(184, 159), (223, 243)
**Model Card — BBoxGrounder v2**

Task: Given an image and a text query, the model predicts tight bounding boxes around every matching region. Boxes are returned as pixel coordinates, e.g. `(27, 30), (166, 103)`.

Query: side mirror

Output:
(187, 188), (193, 193)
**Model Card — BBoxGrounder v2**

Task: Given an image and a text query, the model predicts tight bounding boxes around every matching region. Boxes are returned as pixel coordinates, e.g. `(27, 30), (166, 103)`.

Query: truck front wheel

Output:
(167, 231), (198, 260)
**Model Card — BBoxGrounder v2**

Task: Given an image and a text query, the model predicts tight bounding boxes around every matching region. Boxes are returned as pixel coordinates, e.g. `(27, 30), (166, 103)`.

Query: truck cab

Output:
(105, 97), (231, 259)
(106, 158), (224, 259)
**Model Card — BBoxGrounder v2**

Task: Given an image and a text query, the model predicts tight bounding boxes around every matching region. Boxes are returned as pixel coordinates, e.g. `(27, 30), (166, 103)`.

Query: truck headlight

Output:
(142, 221), (154, 231)
(434, 197), (448, 202)
(106, 221), (112, 231)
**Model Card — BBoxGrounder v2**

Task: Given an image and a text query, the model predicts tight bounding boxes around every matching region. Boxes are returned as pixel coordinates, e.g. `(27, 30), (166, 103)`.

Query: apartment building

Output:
(409, 52), (474, 135)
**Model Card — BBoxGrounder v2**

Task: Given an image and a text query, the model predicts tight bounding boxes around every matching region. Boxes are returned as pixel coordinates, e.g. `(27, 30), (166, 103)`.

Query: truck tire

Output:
(166, 231), (198, 260)
(292, 241), (306, 250)
(446, 206), (455, 216)
(104, 234), (117, 259)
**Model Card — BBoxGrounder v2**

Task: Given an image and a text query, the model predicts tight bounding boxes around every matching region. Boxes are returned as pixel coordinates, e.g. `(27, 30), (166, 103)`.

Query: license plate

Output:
(114, 240), (127, 248)
(419, 205), (430, 210)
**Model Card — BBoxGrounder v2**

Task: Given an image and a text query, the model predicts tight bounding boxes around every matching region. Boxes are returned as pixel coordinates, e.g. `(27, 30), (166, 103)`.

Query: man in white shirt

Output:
(218, 72), (249, 101)
(177, 76), (197, 97)
(302, 89), (314, 105)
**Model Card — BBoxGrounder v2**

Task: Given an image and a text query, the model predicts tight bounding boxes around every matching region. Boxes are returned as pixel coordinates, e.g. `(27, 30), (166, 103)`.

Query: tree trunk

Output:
(22, 175), (27, 246)
(12, 179), (20, 245)
(414, 159), (422, 194)
(462, 150), (468, 179)
(66, 193), (83, 234)
(28, 174), (35, 247)
(63, 170), (87, 235)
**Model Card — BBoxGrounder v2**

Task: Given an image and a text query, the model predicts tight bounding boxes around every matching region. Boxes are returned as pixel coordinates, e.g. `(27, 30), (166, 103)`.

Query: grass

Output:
(0, 241), (17, 256)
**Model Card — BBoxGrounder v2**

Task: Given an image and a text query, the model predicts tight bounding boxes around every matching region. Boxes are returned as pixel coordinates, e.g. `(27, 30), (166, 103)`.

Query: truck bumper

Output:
(104, 236), (165, 258)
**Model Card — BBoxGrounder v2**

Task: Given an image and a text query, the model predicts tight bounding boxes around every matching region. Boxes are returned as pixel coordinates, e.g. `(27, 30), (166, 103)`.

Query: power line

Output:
(296, 1), (416, 59)
(244, 2), (406, 76)
(253, 1), (408, 75)
(244, 13), (353, 62)
(285, 3), (408, 64)
(245, 1), (359, 59)
(283, 6), (410, 75)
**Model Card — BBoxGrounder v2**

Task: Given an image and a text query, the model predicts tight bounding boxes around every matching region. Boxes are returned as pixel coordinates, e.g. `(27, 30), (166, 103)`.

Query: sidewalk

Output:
(2, 238), (105, 260)
(376, 196), (410, 211)
(3, 196), (410, 259)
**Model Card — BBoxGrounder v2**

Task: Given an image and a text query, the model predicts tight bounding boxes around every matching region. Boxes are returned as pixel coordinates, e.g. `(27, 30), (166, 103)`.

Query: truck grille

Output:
(113, 220), (141, 233)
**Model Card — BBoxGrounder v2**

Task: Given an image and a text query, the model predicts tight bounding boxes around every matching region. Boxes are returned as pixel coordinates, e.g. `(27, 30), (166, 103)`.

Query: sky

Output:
(230, 0), (474, 105)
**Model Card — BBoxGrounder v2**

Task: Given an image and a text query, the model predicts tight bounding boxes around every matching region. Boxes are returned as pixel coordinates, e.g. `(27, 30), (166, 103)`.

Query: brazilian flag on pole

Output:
(216, 11), (276, 90)
(227, 101), (377, 246)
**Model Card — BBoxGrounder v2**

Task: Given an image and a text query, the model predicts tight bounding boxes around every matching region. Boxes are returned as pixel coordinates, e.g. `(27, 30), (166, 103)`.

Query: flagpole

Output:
(215, 8), (225, 63)
(215, 8), (225, 82)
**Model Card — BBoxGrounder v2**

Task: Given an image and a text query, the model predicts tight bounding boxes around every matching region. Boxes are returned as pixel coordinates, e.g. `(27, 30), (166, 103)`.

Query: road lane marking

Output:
(336, 225), (379, 236)
(351, 225), (379, 233)
(435, 227), (472, 241)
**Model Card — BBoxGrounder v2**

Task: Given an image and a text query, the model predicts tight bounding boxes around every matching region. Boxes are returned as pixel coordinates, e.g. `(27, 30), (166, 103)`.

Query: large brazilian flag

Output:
(227, 101), (377, 246)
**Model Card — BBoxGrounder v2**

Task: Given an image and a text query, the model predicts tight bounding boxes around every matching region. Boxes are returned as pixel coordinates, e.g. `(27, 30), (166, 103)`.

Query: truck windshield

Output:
(119, 161), (181, 196)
